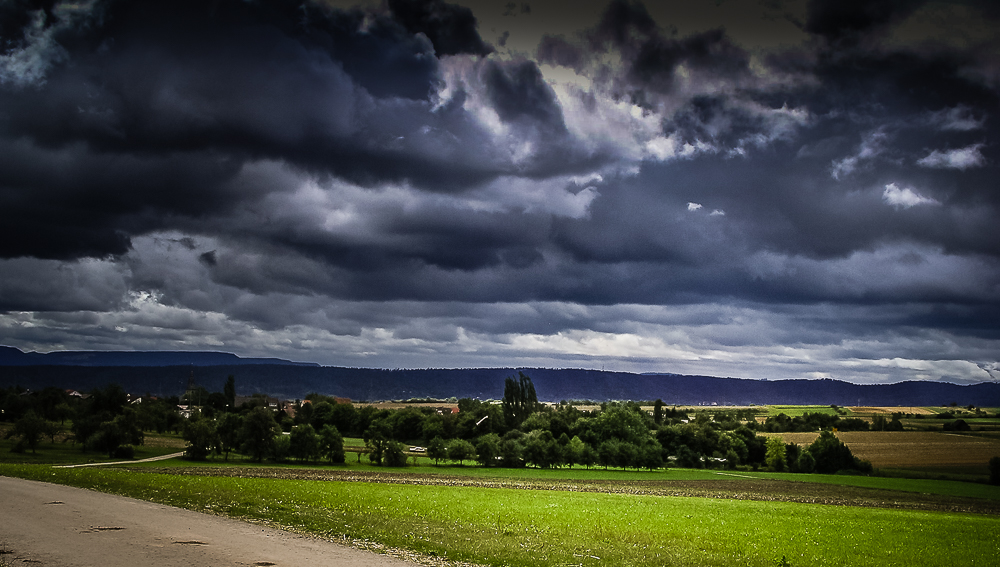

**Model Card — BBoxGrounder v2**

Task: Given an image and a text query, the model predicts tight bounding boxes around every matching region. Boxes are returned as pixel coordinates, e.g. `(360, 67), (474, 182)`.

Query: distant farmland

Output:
(848, 406), (937, 415)
(769, 431), (1000, 475)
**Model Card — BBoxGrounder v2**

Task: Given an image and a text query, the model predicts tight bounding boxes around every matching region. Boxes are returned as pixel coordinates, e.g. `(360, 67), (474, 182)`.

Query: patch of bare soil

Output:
(136, 467), (1000, 516)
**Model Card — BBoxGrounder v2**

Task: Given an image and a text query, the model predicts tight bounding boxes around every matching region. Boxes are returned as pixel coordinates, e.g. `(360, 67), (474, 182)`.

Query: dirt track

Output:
(0, 476), (423, 567)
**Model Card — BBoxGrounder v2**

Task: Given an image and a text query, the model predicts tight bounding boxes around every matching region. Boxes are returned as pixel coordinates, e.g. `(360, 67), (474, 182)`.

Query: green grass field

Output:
(115, 454), (1000, 500)
(3, 421), (1000, 567)
(745, 470), (1000, 500)
(1, 463), (997, 567)
(123, 456), (1000, 500)
(763, 405), (846, 417)
(7, 426), (998, 501)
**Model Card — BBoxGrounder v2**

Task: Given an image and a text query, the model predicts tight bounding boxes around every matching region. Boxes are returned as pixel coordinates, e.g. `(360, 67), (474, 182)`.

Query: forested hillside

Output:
(3, 364), (999, 406)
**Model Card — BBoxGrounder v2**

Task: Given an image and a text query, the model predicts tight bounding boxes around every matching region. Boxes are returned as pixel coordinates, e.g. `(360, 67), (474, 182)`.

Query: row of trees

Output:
(758, 411), (904, 433)
(3, 375), (874, 474)
(334, 375), (870, 474)
(2, 384), (147, 457)
(182, 407), (346, 464)
(410, 410), (869, 474)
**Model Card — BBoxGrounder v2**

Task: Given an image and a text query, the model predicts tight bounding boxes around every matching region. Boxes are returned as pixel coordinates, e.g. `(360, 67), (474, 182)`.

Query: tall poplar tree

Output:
(502, 371), (538, 428)
(223, 375), (236, 410)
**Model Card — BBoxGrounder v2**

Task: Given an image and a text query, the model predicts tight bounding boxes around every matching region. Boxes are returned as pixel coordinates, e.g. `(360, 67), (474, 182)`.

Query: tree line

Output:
(3, 373), (876, 474)
(2, 384), (156, 458)
(206, 372), (872, 474)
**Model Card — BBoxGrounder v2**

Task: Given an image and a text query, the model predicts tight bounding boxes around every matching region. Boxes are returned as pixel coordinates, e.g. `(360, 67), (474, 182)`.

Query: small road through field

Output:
(52, 451), (186, 468)
(0, 476), (424, 567)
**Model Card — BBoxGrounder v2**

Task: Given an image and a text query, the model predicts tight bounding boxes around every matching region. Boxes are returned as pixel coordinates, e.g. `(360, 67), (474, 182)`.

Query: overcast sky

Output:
(1, 0), (998, 384)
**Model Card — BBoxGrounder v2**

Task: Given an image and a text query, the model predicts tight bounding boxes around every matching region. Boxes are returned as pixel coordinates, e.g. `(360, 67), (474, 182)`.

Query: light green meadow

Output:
(2, 464), (997, 567)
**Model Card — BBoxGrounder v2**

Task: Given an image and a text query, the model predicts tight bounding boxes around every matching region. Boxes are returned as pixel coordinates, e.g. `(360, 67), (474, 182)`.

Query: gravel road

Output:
(0, 476), (422, 567)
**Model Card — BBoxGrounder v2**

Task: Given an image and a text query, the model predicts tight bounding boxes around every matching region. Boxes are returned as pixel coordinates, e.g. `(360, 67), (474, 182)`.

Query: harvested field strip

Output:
(837, 432), (1000, 469)
(765, 431), (1000, 470)
(848, 407), (936, 415)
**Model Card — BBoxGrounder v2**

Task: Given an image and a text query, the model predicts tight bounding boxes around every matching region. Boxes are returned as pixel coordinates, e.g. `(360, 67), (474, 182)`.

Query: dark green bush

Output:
(113, 444), (135, 459)
(383, 441), (407, 467)
(942, 419), (971, 432)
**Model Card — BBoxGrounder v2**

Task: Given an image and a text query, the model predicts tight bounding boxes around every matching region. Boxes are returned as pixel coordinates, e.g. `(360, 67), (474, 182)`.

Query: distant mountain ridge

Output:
(0, 346), (319, 367)
(1, 347), (998, 406)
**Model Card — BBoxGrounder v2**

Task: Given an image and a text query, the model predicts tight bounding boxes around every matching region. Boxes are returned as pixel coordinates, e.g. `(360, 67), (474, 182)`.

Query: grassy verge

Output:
(2, 463), (997, 567)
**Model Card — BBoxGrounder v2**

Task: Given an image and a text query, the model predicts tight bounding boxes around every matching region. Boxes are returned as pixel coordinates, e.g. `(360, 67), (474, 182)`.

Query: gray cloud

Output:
(0, 0), (997, 384)
(0, 257), (129, 312)
(916, 144), (986, 169)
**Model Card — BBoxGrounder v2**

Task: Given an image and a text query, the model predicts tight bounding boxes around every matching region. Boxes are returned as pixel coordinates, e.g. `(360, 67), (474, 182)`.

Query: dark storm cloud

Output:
(0, 140), (243, 259)
(536, 34), (585, 69)
(804, 0), (928, 47)
(741, 13), (1000, 264)
(519, 0), (998, 318)
(0, 0), (511, 261)
(628, 27), (750, 94)
(149, 0), (1000, 306)
(537, 0), (765, 159)
(211, 185), (555, 282)
(662, 95), (779, 151)
(388, 0), (493, 57)
(896, 303), (1000, 341)
(539, 0), (753, 93)
(805, 50), (997, 118)
(587, 0), (658, 48)
(583, 0), (751, 98)
(3, 0), (433, 150)
(88, 0), (443, 100)
(482, 58), (566, 132)
(0, 0), (57, 53)
(3, 0), (993, 282)
(198, 250), (217, 267)
(0, 257), (128, 312)
(0, 0), (997, 382)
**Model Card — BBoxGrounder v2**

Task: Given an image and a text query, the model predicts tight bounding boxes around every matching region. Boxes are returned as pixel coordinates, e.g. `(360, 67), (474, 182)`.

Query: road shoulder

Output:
(0, 475), (422, 567)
